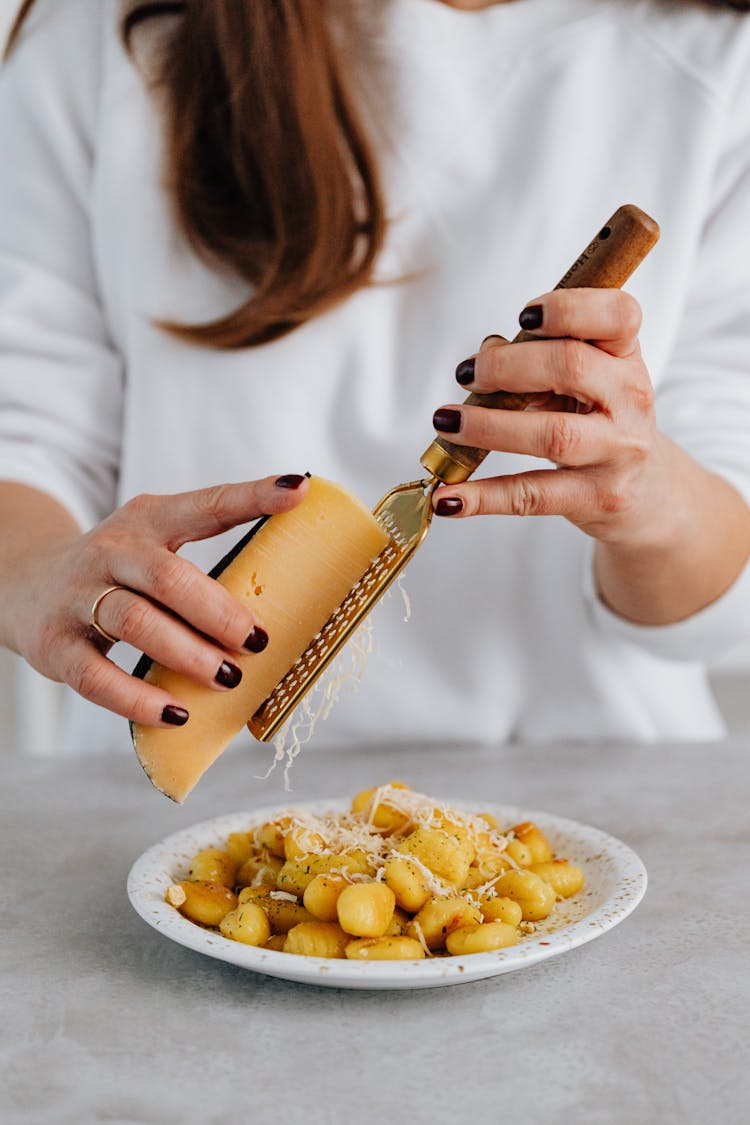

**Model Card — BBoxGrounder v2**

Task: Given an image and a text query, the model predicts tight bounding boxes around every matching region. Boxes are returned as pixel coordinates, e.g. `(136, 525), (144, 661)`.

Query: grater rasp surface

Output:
(247, 477), (438, 742)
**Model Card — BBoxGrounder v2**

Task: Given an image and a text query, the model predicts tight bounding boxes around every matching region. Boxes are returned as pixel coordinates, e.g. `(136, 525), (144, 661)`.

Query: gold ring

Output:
(89, 585), (127, 646)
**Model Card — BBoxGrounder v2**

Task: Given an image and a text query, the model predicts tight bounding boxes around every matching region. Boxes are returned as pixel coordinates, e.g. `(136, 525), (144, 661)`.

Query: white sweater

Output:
(1, 0), (750, 755)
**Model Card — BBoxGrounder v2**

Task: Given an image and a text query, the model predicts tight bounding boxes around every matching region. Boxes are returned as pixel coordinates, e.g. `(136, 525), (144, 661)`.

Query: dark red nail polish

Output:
(244, 626), (269, 653)
(275, 474), (306, 490)
(433, 408), (462, 434)
(216, 661), (242, 688)
(162, 705), (189, 726)
(455, 358), (475, 386)
(435, 496), (464, 517)
(519, 304), (543, 331)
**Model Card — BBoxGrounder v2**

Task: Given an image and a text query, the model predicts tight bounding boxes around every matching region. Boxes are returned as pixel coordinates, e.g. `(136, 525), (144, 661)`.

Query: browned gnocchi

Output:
(165, 783), (584, 960)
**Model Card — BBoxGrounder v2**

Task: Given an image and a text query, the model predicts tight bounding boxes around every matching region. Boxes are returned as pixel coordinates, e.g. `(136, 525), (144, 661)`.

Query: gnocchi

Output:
(165, 783), (585, 961)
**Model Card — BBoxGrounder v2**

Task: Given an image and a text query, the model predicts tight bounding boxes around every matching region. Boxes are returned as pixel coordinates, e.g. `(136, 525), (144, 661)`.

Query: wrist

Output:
(0, 483), (82, 653)
(594, 434), (696, 554)
(593, 442), (750, 626)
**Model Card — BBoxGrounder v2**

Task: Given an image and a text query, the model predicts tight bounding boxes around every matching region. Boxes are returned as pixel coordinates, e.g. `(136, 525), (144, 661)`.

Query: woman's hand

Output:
(0, 475), (308, 726)
(431, 288), (668, 545)
(431, 287), (750, 623)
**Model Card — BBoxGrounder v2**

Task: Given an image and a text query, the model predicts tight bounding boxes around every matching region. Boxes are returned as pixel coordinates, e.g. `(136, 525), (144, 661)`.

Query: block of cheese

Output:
(131, 477), (389, 803)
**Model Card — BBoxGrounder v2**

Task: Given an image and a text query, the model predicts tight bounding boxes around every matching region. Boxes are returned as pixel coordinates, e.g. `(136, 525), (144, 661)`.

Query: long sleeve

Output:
(656, 30), (750, 513)
(583, 19), (750, 666)
(0, 0), (123, 530)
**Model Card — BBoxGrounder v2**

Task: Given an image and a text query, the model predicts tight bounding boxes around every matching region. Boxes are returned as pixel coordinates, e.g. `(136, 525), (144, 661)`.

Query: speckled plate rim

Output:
(127, 799), (647, 990)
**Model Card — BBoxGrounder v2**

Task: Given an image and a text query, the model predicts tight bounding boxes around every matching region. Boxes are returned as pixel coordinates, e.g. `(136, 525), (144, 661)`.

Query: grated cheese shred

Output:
(257, 619), (375, 791)
(168, 783), (585, 960)
(389, 851), (449, 898)
(245, 785), (513, 886)
(395, 576), (412, 623)
(410, 919), (434, 958)
(256, 578), (412, 789)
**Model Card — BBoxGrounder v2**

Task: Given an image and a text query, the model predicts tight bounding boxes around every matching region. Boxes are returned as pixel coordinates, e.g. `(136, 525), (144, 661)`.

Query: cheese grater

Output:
(247, 204), (660, 742)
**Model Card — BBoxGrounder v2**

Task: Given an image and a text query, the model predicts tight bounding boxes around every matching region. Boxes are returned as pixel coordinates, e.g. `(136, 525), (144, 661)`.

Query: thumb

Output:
(125, 474), (309, 549)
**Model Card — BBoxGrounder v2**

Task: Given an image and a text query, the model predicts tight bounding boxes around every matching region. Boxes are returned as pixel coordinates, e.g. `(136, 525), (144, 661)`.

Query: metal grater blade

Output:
(247, 477), (438, 742)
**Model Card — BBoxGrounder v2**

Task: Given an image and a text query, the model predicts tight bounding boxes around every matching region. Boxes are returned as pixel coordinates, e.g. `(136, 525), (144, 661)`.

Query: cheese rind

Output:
(131, 477), (389, 802)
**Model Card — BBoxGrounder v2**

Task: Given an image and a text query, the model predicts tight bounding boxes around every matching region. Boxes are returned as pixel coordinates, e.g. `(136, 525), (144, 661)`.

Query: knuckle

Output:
(459, 490), (481, 517)
(144, 553), (189, 603)
(77, 531), (113, 576)
(481, 341), (509, 384)
(553, 288), (578, 325)
(69, 656), (109, 703)
(192, 483), (236, 523)
(185, 644), (225, 684)
(626, 377), (655, 415)
(544, 414), (580, 463)
(211, 596), (247, 644)
(595, 481), (632, 515)
(131, 686), (165, 724)
(616, 291), (642, 336)
(509, 478), (545, 517)
(36, 618), (64, 669)
(624, 432), (651, 463)
(116, 598), (153, 642)
(122, 492), (158, 521)
(560, 338), (588, 386)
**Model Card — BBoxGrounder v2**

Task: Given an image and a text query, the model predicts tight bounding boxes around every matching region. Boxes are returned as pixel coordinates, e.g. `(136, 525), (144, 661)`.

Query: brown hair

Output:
(5, 0), (750, 348)
(6, 1), (387, 348)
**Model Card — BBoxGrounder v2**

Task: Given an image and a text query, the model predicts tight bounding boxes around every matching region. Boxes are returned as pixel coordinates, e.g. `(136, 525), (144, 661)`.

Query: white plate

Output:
(127, 799), (647, 990)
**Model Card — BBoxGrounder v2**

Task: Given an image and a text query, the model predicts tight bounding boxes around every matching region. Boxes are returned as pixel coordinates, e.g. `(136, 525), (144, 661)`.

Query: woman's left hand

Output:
(431, 287), (675, 550)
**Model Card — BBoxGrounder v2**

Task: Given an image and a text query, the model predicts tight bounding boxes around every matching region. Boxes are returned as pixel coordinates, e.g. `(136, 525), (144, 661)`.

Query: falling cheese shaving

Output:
(255, 577), (412, 790)
(395, 576), (412, 623)
(257, 618), (375, 791)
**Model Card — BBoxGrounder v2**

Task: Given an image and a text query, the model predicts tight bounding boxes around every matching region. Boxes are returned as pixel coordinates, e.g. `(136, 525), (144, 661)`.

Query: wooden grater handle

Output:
(420, 203), (660, 485)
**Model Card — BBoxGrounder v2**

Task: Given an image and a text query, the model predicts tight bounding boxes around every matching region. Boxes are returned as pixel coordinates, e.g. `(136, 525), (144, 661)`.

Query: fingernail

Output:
(455, 358), (475, 386)
(275, 474), (306, 490)
(433, 408), (462, 434)
(519, 304), (543, 331)
(244, 626), (269, 653)
(216, 661), (243, 688)
(162, 705), (189, 727)
(435, 496), (464, 517)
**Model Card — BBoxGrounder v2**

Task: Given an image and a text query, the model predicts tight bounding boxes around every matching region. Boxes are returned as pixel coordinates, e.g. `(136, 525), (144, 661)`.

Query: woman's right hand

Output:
(5, 474), (309, 727)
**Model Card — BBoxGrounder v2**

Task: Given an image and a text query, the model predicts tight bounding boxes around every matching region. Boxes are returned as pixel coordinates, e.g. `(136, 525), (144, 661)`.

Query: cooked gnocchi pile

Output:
(165, 782), (584, 960)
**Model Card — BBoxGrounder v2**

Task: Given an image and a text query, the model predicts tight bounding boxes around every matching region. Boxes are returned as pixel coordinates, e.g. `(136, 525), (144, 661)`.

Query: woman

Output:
(0, 0), (749, 756)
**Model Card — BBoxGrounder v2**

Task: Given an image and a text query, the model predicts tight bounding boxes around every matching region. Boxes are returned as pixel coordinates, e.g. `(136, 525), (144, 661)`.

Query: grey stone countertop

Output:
(1, 737), (748, 1125)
